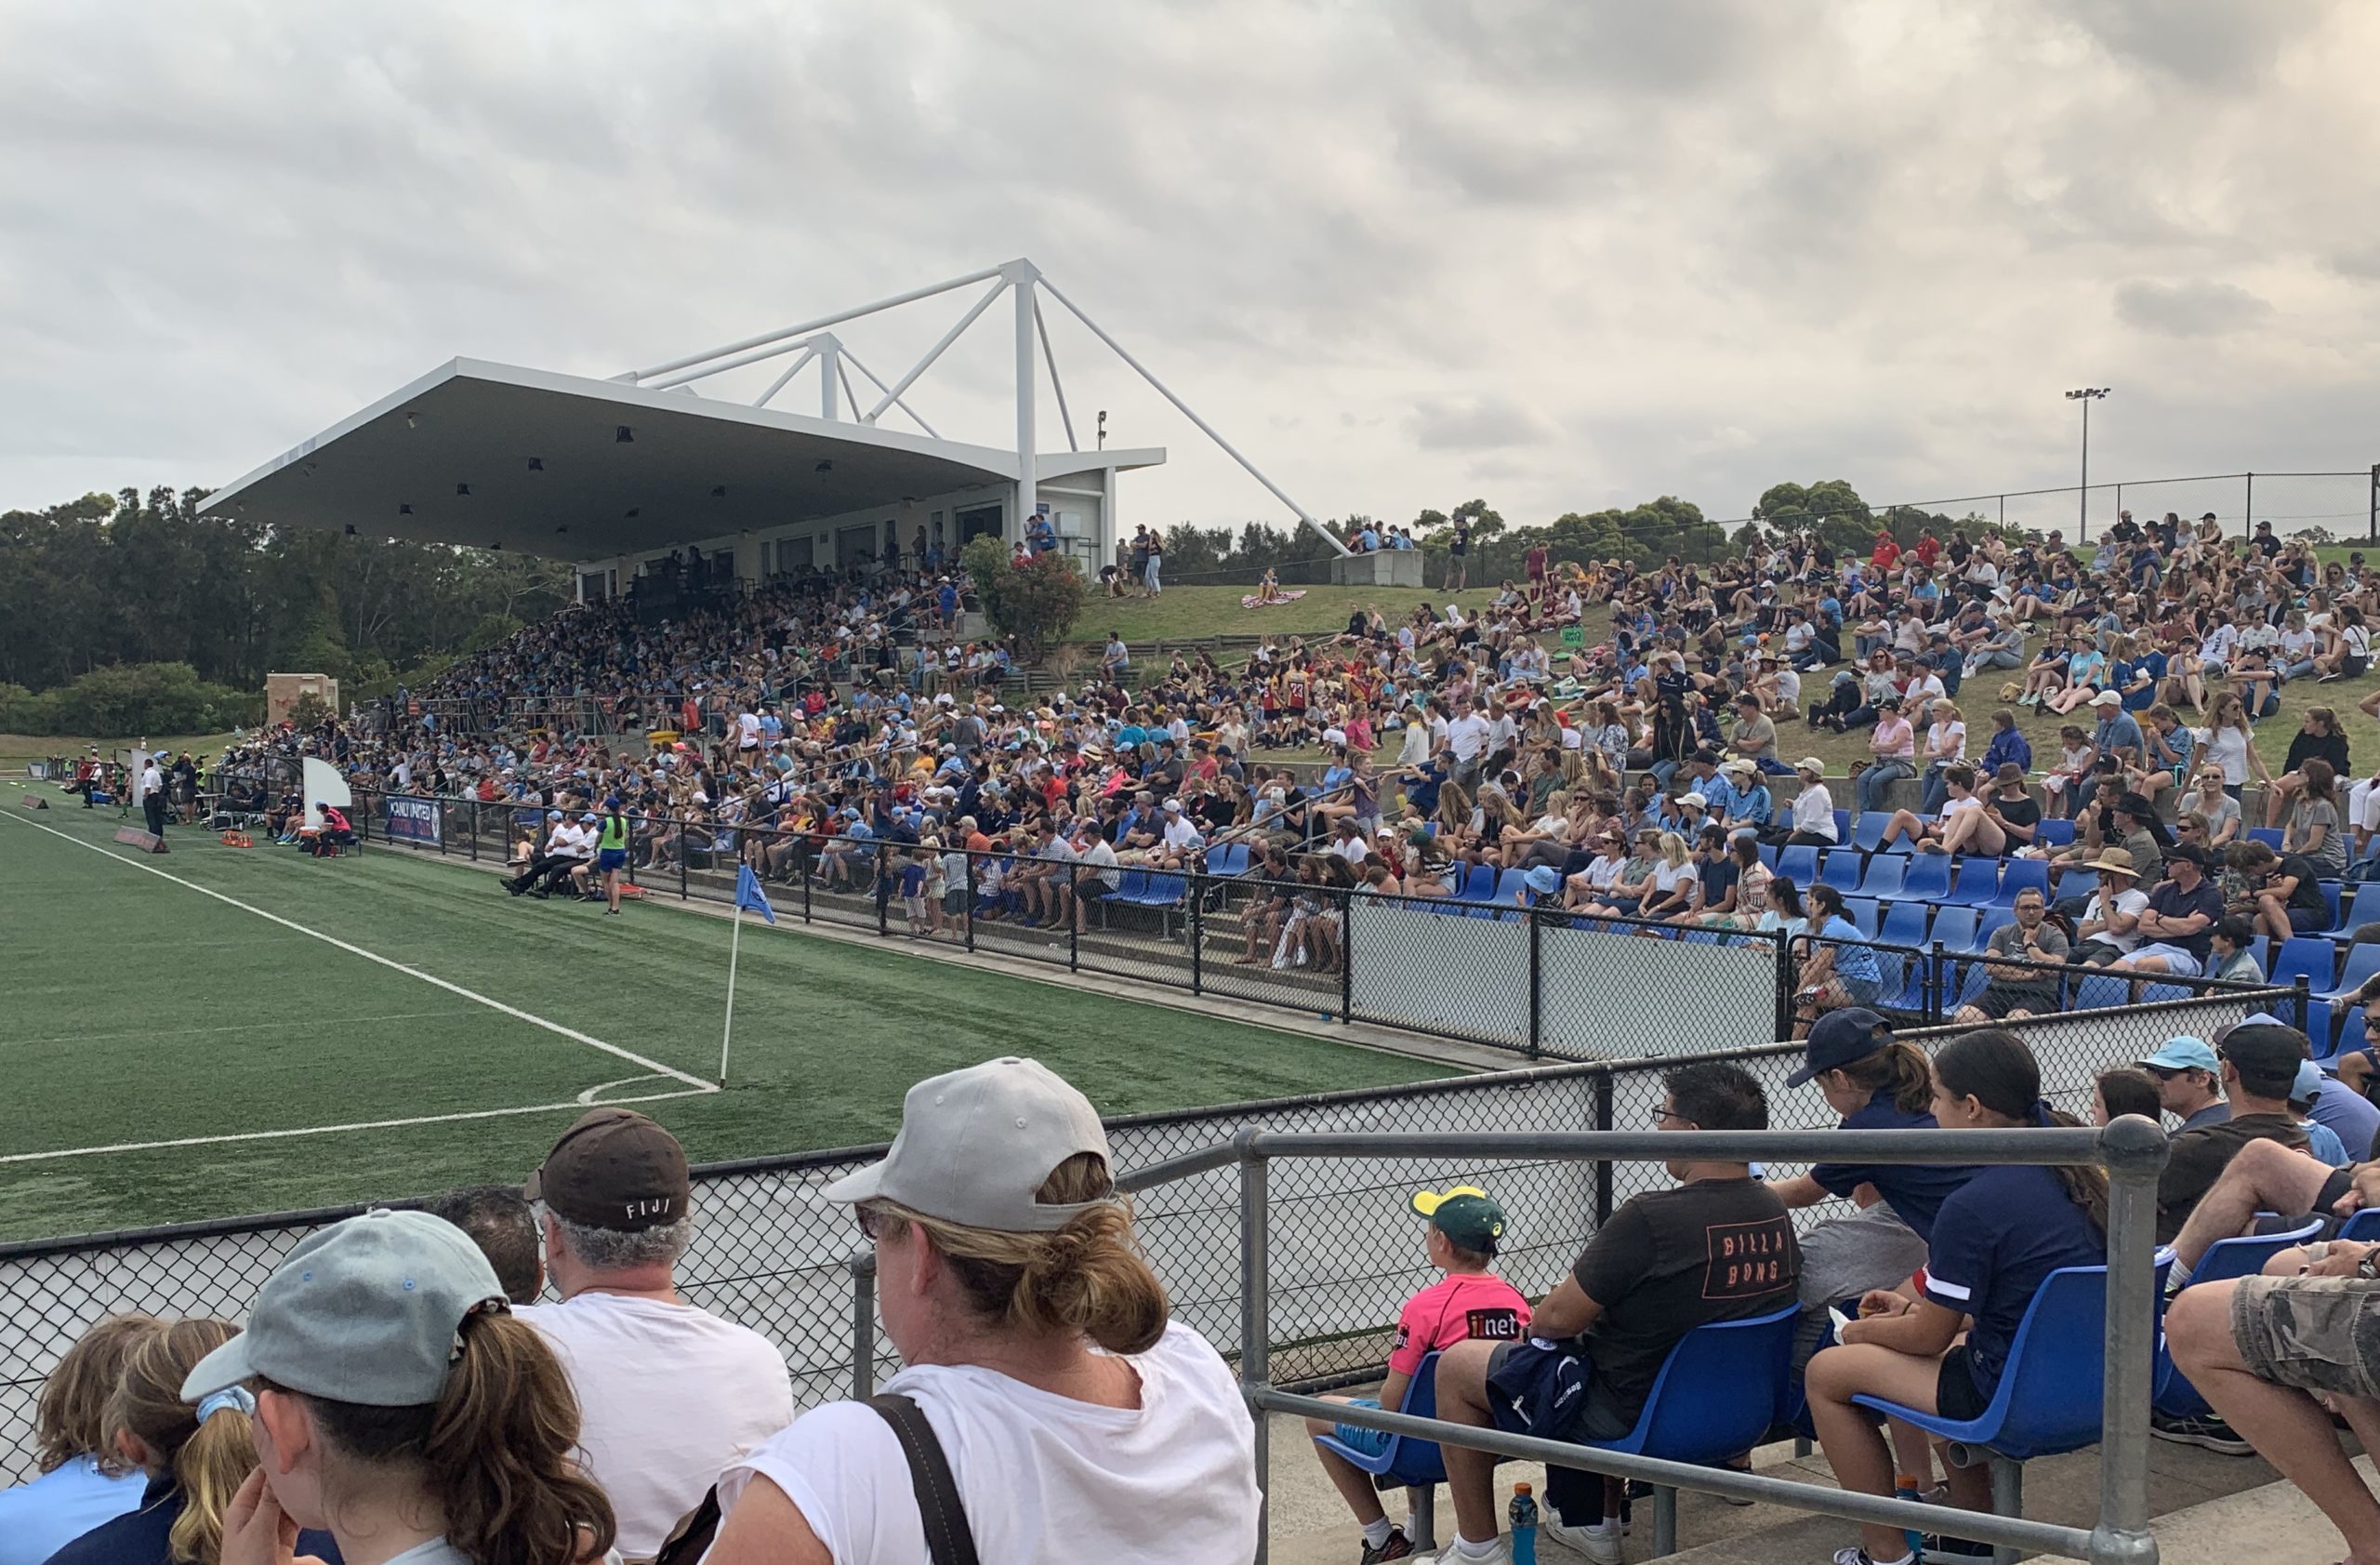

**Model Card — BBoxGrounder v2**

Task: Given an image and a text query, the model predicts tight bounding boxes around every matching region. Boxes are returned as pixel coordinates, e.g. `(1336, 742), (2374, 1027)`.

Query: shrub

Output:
(959, 537), (1085, 660)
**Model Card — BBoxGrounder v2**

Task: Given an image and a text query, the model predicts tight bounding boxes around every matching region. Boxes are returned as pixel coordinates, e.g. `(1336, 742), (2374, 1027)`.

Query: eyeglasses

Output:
(1650, 1107), (1694, 1127)
(854, 1205), (887, 1242)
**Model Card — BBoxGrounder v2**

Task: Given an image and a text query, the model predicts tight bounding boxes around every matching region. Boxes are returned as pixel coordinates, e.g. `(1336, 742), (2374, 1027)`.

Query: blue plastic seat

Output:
(1897, 855), (1953, 903)
(2248, 826), (2286, 851)
(2270, 935), (2339, 994)
(1851, 814), (1891, 854)
(1135, 871), (1187, 908)
(1834, 808), (1852, 841)
(1927, 906), (1981, 954)
(1818, 851), (1865, 895)
(1567, 1306), (1801, 1544)
(1854, 1261), (2167, 1463)
(1112, 868), (1148, 903)
(1776, 844), (1821, 886)
(2317, 1006), (2368, 1067)
(1879, 900), (1929, 949)
(1941, 857), (2003, 908)
(2340, 1209), (2380, 1241)
(1856, 856), (1908, 900)
(2069, 974), (2128, 1011)
(2330, 883), (2380, 942)
(1211, 842), (1251, 877)
(2322, 882), (2344, 932)
(1756, 842), (1779, 869)
(2155, 1221), (2323, 1420)
(1968, 905), (2016, 950)
(2035, 818), (2077, 848)
(1457, 863), (1498, 904)
(1844, 897), (1880, 940)
(2140, 983), (2189, 1006)
(1313, 1348), (1452, 1491)
(1990, 859), (2052, 908)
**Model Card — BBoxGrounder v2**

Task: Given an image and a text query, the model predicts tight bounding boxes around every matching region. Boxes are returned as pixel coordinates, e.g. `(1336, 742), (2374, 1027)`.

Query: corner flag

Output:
(735, 864), (776, 925)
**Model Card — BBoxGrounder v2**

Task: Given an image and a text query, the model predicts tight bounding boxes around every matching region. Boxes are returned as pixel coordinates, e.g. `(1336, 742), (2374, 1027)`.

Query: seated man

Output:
(1952, 886), (2068, 1021)
(2107, 842), (2223, 978)
(2165, 1242), (2380, 1564)
(1304, 1187), (1530, 1563)
(2151, 1023), (2313, 1248)
(1427, 1063), (1800, 1563)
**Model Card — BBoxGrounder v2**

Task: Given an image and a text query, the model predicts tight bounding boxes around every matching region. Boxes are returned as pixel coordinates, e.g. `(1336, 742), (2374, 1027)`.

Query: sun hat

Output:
(2085, 846), (2141, 878)
(1524, 866), (1561, 895)
(2092, 690), (2123, 707)
(1679, 791), (1709, 808)
(823, 1057), (1113, 1233)
(1794, 757), (1825, 775)
(180, 1209), (508, 1408)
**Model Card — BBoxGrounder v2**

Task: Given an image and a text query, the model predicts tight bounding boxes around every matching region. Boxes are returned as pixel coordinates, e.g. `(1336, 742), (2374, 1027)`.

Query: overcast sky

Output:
(5, 0), (2377, 539)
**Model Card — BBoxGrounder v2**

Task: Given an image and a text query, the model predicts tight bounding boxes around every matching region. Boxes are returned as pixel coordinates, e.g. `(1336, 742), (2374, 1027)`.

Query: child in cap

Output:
(189, 1209), (612, 1565)
(1303, 1187), (1530, 1563)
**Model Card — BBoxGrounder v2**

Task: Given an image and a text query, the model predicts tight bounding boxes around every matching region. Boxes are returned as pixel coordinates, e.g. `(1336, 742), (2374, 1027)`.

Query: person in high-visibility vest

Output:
(597, 796), (630, 915)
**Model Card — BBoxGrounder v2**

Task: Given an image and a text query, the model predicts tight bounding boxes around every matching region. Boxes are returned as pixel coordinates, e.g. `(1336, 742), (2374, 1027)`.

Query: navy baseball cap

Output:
(1788, 1008), (1894, 1087)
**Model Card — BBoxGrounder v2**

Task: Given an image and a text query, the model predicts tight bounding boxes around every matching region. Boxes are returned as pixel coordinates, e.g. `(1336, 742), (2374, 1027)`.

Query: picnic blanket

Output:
(1240, 589), (1308, 609)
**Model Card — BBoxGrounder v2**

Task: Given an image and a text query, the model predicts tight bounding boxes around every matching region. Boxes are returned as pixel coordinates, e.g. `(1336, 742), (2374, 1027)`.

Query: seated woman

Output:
(1581, 829), (1663, 916)
(2043, 634), (2109, 715)
(2016, 638), (2071, 708)
(1875, 764), (2003, 856)
(1793, 882), (1884, 1030)
(1805, 1028), (2106, 1565)
(1636, 831), (1701, 922)
(0, 1315), (152, 1565)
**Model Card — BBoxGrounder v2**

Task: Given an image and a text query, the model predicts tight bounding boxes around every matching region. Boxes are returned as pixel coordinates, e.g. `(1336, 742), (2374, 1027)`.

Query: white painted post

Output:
(1013, 261), (1038, 544)
(818, 334), (841, 421)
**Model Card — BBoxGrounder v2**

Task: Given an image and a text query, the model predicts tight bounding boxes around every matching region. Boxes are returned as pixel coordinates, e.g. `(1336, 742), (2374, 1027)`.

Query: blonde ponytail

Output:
(106, 1319), (253, 1565)
(872, 1152), (1171, 1355)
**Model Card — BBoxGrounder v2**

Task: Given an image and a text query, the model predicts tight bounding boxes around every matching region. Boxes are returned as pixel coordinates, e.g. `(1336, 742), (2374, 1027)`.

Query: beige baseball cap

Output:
(823, 1057), (1113, 1231)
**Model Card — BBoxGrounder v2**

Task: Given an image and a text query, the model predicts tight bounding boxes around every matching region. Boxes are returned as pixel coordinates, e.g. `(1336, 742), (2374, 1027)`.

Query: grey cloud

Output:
(2063, 0), (2317, 86)
(1408, 395), (1560, 452)
(2113, 279), (2276, 338)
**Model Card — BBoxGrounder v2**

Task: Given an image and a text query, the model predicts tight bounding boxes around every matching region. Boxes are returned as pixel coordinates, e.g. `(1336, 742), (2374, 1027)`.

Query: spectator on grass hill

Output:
(1304, 1187), (1531, 1562)
(185, 1209), (614, 1565)
(0, 1315), (152, 1565)
(1426, 1062), (1799, 1563)
(422, 1185), (545, 1305)
(44, 1319), (341, 1565)
(518, 1108), (793, 1558)
(707, 1057), (1261, 1565)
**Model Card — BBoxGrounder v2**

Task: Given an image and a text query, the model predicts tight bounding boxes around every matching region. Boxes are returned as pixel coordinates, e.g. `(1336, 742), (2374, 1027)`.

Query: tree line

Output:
(0, 486), (570, 736)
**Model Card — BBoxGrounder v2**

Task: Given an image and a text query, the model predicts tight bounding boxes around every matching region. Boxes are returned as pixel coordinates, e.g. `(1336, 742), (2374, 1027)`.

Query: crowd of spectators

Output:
(21, 1023), (2380, 1564)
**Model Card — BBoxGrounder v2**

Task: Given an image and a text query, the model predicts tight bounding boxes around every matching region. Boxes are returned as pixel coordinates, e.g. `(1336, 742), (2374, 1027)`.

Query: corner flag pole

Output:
(720, 902), (743, 1084)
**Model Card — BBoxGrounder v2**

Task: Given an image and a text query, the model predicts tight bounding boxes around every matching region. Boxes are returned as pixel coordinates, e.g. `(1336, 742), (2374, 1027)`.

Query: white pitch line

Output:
(1, 1087), (717, 1164)
(12, 1012), (477, 1050)
(576, 1074), (669, 1105)
(0, 810), (718, 1093)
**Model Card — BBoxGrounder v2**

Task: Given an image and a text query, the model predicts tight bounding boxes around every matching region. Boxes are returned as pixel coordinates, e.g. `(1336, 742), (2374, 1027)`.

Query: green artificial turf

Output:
(0, 794), (1448, 1240)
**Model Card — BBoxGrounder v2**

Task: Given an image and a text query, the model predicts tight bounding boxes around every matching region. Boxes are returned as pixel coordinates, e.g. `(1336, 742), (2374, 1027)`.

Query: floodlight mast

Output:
(618, 258), (1347, 556)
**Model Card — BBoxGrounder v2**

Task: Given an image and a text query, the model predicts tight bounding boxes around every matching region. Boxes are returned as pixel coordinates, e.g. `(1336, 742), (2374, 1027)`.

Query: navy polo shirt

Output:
(45, 1478), (344, 1565)
(1808, 1092), (1975, 1242)
(1922, 1164), (2105, 1396)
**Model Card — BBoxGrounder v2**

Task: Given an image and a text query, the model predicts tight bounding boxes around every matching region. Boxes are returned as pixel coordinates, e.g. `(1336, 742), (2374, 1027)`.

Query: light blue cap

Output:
(2294, 1059), (2326, 1102)
(2137, 1035), (2218, 1074)
(180, 1209), (508, 1408)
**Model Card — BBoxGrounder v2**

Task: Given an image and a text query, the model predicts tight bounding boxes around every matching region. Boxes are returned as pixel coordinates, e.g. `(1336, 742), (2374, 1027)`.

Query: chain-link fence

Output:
(0, 987), (2283, 1483)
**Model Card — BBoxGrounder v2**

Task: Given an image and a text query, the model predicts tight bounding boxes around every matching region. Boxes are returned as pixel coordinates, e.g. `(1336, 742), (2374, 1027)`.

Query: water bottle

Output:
(1507, 1481), (1539, 1565)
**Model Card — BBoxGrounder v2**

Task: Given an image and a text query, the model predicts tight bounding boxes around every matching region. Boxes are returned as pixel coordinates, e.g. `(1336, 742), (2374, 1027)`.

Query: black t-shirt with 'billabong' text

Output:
(1570, 1176), (1801, 1420)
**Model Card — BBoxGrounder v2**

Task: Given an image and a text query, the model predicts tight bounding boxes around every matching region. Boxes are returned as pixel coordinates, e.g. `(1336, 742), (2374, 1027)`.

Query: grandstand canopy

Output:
(199, 356), (1165, 564)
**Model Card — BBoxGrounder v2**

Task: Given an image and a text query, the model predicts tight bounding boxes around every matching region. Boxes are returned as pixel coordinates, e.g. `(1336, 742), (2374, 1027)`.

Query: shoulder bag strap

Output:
(867, 1393), (983, 1565)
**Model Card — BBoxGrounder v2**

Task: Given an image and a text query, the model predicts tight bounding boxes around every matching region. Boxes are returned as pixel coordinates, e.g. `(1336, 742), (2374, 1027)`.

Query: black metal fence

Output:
(0, 988), (2280, 1483)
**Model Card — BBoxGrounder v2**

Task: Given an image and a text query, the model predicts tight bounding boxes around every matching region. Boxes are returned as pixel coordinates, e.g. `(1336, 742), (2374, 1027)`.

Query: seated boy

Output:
(1305, 1187), (1531, 1563)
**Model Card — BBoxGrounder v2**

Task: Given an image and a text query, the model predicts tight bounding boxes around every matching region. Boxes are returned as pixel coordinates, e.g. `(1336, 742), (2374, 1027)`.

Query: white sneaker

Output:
(1542, 1515), (1622, 1564)
(1416, 1542), (1513, 1565)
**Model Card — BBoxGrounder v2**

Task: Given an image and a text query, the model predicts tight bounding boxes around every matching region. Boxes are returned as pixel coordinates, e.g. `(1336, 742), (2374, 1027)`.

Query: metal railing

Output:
(1111, 1120), (2172, 1565)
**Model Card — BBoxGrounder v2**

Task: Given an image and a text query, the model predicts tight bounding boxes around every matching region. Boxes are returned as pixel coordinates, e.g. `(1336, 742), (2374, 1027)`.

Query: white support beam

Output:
(1014, 264), (1038, 542)
(623, 262), (1008, 384)
(840, 350), (939, 439)
(750, 344), (820, 408)
(862, 279), (1009, 426)
(818, 335), (841, 420)
(1035, 299), (1078, 453)
(837, 360), (862, 426)
(1038, 276), (1348, 556)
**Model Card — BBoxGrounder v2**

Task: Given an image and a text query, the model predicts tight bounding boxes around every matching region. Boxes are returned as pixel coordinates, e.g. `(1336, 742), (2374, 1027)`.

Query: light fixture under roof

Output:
(626, 508), (640, 519)
(615, 425), (634, 444)
(456, 483), (470, 497)
(814, 459), (833, 474)
(398, 503), (413, 515)
(528, 457), (545, 471)
(711, 484), (727, 498)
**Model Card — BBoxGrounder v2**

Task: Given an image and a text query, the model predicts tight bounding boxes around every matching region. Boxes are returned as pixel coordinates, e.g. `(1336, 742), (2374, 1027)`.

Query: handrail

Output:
(1027, 1119), (2173, 1565)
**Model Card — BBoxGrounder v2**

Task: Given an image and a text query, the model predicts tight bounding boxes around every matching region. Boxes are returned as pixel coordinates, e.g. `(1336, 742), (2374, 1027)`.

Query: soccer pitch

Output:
(0, 793), (1451, 1240)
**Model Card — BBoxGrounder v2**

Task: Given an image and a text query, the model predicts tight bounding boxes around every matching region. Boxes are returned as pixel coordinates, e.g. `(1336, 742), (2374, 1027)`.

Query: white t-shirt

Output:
(519, 1292), (795, 1558)
(2083, 887), (2153, 954)
(1445, 713), (1493, 762)
(719, 1322), (1258, 1565)
(1792, 783), (1836, 840)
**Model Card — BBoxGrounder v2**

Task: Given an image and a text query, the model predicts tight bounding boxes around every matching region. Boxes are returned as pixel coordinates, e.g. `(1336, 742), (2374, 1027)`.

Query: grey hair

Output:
(549, 1213), (694, 1272)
